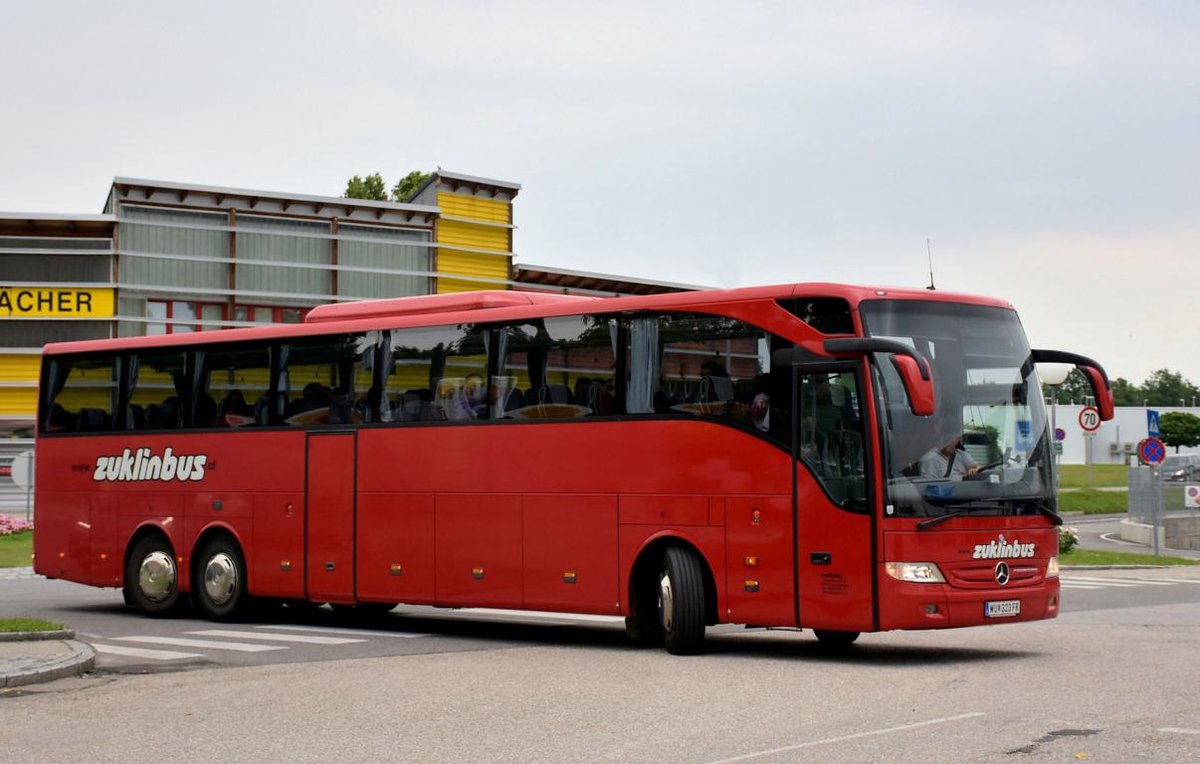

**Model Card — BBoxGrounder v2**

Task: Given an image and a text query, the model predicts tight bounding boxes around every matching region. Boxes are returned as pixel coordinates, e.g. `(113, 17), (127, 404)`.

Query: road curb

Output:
(0, 639), (95, 689)
(0, 629), (75, 643)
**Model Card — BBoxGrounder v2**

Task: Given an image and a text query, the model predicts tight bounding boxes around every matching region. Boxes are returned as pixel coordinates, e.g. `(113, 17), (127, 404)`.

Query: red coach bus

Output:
(33, 284), (1113, 654)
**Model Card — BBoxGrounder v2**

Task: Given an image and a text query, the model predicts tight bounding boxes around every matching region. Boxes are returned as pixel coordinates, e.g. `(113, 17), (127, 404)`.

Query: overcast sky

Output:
(2, 2), (1197, 385)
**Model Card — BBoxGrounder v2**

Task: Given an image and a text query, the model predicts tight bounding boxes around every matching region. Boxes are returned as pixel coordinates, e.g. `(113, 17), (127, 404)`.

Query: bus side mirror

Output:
(890, 355), (936, 416)
(1080, 365), (1115, 421)
(1031, 349), (1114, 421)
(822, 338), (936, 417)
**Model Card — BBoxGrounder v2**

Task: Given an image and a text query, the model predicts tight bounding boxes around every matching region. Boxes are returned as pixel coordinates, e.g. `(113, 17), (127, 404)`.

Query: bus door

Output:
(305, 431), (356, 603)
(793, 366), (876, 632)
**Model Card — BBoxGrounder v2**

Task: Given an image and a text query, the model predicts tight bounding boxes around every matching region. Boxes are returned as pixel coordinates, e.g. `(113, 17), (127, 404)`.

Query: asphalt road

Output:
(3, 566), (1200, 762)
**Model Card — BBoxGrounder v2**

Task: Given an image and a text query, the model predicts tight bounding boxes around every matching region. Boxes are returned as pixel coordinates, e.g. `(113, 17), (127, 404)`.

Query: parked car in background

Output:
(1160, 454), (1200, 482)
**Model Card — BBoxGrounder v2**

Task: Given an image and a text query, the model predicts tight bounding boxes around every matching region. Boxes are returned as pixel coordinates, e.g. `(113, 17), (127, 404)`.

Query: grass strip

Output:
(1057, 464), (1128, 489)
(1061, 548), (1198, 567)
(0, 617), (63, 633)
(0, 531), (33, 568)
(1057, 489), (1127, 514)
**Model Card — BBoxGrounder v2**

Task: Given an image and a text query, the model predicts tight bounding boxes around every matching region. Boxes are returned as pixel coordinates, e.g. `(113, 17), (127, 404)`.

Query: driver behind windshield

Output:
(919, 428), (980, 480)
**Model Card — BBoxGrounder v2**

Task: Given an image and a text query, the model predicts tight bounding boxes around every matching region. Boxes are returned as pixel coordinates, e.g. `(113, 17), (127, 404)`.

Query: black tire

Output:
(331, 602), (398, 620)
(623, 614), (661, 646)
(193, 536), (249, 621)
(125, 535), (182, 617)
(813, 629), (860, 647)
(658, 547), (707, 655)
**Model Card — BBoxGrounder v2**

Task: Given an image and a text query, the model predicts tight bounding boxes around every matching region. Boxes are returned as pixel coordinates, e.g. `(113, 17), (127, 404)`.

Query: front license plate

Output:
(985, 600), (1021, 618)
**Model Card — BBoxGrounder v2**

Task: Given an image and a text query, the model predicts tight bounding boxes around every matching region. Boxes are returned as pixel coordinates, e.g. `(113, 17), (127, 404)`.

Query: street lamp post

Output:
(1038, 364), (1073, 486)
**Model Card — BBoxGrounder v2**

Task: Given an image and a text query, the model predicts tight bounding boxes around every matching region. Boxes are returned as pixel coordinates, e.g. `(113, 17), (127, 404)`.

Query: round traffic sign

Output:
(1054, 427), (1066, 442)
(1078, 406), (1101, 432)
(1140, 437), (1166, 465)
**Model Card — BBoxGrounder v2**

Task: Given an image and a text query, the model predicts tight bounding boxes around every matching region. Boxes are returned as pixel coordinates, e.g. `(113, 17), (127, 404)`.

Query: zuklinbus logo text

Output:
(972, 534), (1035, 560)
(93, 447), (207, 483)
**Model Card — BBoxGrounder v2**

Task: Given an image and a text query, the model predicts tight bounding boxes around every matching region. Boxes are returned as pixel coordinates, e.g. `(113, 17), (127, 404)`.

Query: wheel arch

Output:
(626, 532), (720, 626)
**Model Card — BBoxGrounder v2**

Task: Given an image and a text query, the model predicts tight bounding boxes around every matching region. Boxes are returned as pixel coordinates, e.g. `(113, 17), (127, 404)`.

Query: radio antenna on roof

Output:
(925, 238), (936, 291)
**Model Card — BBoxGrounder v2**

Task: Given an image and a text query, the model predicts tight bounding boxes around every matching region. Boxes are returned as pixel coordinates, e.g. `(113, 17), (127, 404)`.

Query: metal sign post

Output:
(1079, 406), (1101, 490)
(1140, 437), (1167, 556)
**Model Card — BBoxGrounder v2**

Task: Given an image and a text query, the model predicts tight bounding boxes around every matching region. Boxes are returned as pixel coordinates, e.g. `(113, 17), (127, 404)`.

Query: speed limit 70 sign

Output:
(1078, 406), (1101, 433)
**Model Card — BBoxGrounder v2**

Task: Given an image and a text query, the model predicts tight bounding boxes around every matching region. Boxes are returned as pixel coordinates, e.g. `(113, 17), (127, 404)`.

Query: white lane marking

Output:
(1139, 578), (1200, 585)
(1059, 584), (1106, 590)
(705, 712), (986, 764)
(187, 629), (364, 645)
(257, 625), (429, 639)
(1058, 578), (1138, 587)
(1065, 576), (1173, 586)
(93, 643), (204, 661)
(115, 636), (285, 653)
(1160, 727), (1200, 735)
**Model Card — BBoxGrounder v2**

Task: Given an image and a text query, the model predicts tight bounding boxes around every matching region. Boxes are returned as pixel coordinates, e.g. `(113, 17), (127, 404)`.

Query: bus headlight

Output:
(885, 562), (946, 583)
(1046, 556), (1059, 578)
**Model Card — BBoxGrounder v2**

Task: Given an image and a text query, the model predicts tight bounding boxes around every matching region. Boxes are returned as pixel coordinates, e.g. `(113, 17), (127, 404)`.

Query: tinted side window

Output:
(281, 333), (377, 426)
(498, 315), (618, 418)
(128, 351), (188, 430)
(627, 313), (788, 444)
(778, 298), (855, 335)
(45, 354), (119, 433)
(200, 343), (273, 427)
(385, 324), (489, 422)
(799, 370), (866, 511)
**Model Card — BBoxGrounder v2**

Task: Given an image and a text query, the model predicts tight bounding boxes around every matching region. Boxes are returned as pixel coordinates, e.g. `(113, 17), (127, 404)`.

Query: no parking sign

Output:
(1139, 437), (1166, 466)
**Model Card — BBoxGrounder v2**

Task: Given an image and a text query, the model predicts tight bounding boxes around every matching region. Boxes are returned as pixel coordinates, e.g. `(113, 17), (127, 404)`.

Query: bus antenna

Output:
(925, 239), (936, 290)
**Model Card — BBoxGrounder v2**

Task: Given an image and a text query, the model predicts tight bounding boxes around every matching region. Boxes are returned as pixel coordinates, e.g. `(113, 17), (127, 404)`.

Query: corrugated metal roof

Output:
(514, 263), (707, 296)
(112, 177), (439, 214)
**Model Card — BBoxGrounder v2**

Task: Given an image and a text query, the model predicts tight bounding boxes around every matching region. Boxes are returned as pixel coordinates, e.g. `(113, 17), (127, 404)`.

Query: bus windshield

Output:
(860, 300), (1055, 520)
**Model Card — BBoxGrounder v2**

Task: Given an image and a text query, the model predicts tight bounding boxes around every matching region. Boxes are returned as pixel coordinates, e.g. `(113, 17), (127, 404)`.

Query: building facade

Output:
(0, 172), (520, 471)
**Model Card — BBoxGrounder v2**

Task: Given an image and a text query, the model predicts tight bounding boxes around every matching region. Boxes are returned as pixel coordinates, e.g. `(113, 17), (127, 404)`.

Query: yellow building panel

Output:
(0, 354), (41, 384)
(436, 250), (509, 294)
(437, 193), (510, 224)
(437, 219), (510, 254)
(0, 386), (37, 417)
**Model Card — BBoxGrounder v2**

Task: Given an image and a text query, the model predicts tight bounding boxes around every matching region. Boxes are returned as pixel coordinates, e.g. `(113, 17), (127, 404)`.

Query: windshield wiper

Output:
(917, 503), (1000, 530)
(1025, 501), (1063, 526)
(916, 499), (1063, 530)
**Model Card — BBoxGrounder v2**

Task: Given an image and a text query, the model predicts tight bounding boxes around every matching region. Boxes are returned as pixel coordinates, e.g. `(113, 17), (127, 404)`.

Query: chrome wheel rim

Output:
(203, 552), (238, 607)
(658, 570), (674, 633)
(138, 551), (176, 603)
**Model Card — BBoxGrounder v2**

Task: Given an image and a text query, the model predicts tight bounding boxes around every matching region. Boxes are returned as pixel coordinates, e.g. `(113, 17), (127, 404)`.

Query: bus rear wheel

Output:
(194, 537), (249, 621)
(125, 535), (182, 617)
(658, 547), (706, 655)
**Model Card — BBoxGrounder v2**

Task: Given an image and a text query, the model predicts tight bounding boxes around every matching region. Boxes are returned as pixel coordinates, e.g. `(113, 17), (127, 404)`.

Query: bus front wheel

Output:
(125, 535), (181, 617)
(194, 537), (248, 621)
(658, 547), (706, 655)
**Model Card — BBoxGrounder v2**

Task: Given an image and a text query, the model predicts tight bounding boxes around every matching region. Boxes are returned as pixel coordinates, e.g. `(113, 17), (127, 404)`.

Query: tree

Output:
(1111, 377), (1142, 408)
(391, 171), (431, 203)
(1160, 411), (1200, 453)
(343, 170), (431, 203)
(1052, 369), (1140, 406)
(1054, 369), (1093, 404)
(1140, 369), (1200, 407)
(344, 172), (388, 201)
